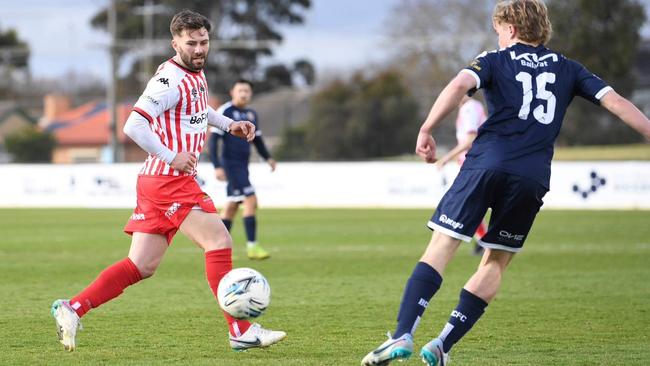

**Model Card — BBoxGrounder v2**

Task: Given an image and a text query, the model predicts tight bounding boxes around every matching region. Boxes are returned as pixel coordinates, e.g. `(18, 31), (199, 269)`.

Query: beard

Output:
(178, 50), (207, 72)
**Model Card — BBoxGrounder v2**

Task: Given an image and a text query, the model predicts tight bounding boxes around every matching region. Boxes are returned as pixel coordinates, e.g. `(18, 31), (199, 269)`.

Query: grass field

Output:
(1, 208), (649, 365)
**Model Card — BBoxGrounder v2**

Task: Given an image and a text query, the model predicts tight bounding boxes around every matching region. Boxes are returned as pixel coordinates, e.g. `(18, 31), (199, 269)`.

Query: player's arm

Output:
(207, 129), (227, 181)
(416, 72), (477, 163)
(207, 106), (256, 141)
(435, 132), (477, 168)
(252, 131), (276, 172)
(600, 90), (650, 140)
(127, 77), (197, 173)
(123, 112), (195, 173)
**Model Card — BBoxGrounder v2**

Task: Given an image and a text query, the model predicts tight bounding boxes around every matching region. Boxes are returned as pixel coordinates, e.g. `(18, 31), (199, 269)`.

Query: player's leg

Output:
(362, 170), (490, 365)
(179, 209), (285, 349)
(221, 201), (239, 231)
(361, 232), (461, 365)
(420, 172), (547, 365)
(420, 249), (513, 366)
(52, 232), (167, 351)
(242, 193), (269, 260)
(472, 219), (487, 256)
(221, 163), (244, 231)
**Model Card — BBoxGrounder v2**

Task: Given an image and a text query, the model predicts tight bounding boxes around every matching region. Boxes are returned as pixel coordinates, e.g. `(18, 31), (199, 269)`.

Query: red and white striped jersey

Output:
(455, 99), (487, 165)
(132, 59), (210, 176)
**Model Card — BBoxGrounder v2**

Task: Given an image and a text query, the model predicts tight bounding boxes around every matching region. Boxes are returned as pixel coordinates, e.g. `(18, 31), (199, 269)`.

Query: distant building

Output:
(39, 95), (145, 164)
(248, 87), (312, 149)
(0, 103), (38, 163)
(206, 87), (311, 161)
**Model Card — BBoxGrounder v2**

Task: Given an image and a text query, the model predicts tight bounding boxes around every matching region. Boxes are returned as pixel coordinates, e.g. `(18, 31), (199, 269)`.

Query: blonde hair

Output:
(493, 0), (553, 45)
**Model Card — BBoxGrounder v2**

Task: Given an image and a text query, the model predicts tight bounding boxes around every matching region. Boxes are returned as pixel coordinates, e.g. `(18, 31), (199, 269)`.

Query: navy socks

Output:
(393, 262), (443, 338)
(222, 219), (232, 231)
(439, 288), (488, 352)
(243, 216), (256, 243)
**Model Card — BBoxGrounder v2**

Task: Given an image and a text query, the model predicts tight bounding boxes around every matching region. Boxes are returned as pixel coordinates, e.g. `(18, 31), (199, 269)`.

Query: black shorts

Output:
(224, 163), (255, 202)
(428, 169), (548, 252)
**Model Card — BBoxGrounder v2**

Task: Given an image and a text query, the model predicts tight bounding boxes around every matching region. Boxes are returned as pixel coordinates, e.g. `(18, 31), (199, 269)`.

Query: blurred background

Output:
(0, 0), (649, 165)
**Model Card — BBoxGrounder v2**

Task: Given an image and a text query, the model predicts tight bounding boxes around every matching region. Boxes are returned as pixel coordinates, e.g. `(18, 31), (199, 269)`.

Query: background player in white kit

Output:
(435, 96), (488, 255)
(50, 9), (285, 352)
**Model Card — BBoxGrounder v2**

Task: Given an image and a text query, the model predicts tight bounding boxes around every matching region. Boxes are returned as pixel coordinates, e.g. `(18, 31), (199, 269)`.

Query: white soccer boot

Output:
(361, 332), (413, 365)
(51, 299), (82, 351)
(229, 323), (286, 351)
(420, 338), (450, 366)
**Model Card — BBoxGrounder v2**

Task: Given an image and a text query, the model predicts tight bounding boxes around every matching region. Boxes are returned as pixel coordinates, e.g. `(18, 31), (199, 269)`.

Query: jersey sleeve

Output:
(253, 111), (263, 137)
(461, 51), (495, 92)
(570, 60), (612, 105)
(132, 75), (179, 121)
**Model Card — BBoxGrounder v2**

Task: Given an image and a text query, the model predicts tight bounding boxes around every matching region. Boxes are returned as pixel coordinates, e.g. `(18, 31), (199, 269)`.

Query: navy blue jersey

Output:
(208, 101), (271, 167)
(461, 43), (611, 188)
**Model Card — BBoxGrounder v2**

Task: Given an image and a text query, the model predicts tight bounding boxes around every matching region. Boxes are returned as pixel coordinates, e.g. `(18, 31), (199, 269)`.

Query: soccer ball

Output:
(217, 267), (271, 319)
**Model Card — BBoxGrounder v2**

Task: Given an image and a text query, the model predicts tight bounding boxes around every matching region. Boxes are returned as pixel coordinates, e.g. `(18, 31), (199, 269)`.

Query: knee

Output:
(203, 230), (233, 251)
(132, 260), (159, 279)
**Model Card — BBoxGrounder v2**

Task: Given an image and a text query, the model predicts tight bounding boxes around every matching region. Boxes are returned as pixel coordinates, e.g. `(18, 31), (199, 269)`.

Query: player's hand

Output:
(229, 121), (256, 142)
(267, 158), (277, 172)
(416, 131), (437, 163)
(215, 167), (227, 181)
(170, 152), (197, 173)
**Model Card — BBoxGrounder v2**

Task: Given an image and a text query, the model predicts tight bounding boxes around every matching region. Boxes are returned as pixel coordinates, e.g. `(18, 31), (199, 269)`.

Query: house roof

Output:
(46, 101), (133, 145)
(0, 103), (37, 126)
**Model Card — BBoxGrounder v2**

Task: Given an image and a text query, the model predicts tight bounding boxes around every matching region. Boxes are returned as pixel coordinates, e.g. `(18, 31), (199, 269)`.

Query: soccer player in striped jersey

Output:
(208, 79), (277, 260)
(362, 1), (650, 365)
(435, 95), (488, 256)
(51, 9), (285, 352)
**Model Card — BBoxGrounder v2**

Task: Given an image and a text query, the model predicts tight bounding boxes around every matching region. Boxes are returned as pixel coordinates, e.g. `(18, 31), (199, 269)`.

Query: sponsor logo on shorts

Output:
(418, 298), (429, 308)
(130, 213), (146, 221)
(439, 214), (464, 230)
(165, 202), (181, 218)
(499, 230), (525, 243)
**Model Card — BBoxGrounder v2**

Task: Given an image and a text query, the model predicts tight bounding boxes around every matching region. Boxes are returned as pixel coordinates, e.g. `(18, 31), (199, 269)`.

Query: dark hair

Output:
(232, 79), (254, 89)
(169, 9), (212, 37)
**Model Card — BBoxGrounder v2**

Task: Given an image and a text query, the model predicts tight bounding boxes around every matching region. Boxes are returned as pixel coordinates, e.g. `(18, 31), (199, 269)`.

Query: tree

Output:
(0, 24), (30, 98)
(90, 0), (313, 97)
(547, 0), (647, 145)
(275, 70), (420, 160)
(381, 0), (493, 146)
(5, 126), (56, 163)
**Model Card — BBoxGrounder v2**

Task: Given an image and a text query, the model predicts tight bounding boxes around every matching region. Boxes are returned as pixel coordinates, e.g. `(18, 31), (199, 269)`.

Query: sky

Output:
(1, 0), (649, 82)
(0, 0), (398, 81)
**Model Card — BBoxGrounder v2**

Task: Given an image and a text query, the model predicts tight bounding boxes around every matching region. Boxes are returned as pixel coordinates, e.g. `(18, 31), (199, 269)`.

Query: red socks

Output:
(205, 248), (251, 336)
(475, 221), (487, 238)
(70, 258), (142, 317)
(68, 249), (249, 337)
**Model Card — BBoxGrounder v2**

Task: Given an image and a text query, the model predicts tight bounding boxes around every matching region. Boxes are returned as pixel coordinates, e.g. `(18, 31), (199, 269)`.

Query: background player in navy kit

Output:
(209, 79), (277, 260)
(361, 1), (650, 365)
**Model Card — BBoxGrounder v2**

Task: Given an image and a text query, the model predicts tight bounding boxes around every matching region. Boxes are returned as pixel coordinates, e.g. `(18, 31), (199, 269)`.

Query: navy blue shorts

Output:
(428, 169), (548, 252)
(224, 163), (255, 202)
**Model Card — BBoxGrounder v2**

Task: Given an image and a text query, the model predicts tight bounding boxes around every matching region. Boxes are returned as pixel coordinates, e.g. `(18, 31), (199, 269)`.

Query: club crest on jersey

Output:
(469, 59), (482, 71)
(191, 88), (198, 102)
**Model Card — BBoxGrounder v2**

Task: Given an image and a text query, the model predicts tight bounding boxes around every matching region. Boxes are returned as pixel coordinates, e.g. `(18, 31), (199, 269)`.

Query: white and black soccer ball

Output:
(217, 267), (271, 319)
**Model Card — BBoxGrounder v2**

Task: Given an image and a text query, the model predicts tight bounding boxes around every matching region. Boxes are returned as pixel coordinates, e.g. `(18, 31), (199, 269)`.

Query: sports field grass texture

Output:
(1, 208), (649, 365)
